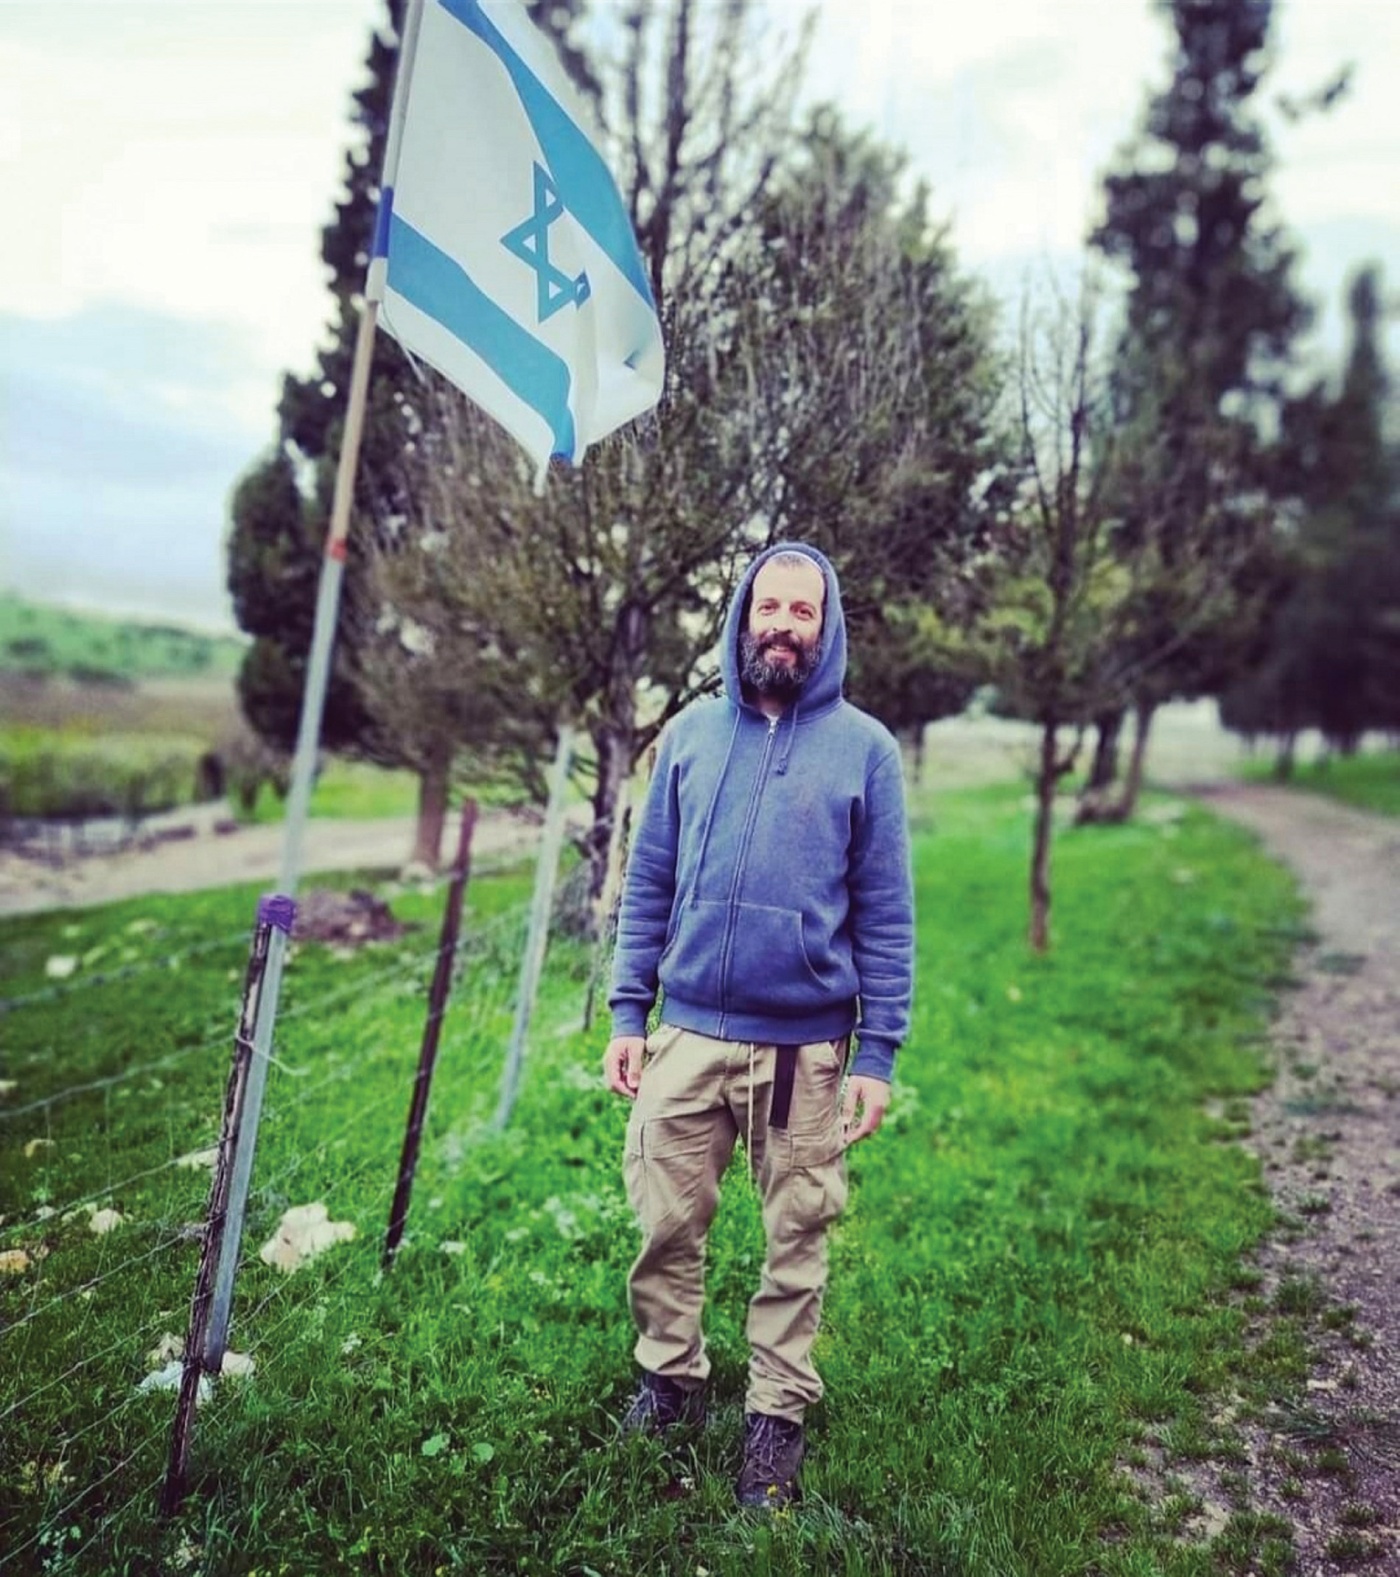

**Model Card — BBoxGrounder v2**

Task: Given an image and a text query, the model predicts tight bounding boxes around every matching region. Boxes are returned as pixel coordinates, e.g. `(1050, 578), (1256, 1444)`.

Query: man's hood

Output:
(720, 541), (847, 717)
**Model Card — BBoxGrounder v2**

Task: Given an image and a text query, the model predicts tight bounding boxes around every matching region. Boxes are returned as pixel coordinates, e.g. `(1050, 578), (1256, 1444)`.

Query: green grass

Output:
(240, 759), (424, 824)
(1239, 747), (1400, 818)
(0, 785), (1313, 1575)
(0, 593), (246, 683)
(240, 760), (537, 824)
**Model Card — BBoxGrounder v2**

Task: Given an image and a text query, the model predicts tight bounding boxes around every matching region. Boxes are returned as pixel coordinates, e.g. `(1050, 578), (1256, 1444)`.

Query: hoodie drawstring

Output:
(746, 1041), (756, 1181)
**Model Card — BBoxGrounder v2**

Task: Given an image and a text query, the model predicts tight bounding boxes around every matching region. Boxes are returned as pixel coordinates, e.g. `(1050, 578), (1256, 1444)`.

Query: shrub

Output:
(0, 728), (208, 823)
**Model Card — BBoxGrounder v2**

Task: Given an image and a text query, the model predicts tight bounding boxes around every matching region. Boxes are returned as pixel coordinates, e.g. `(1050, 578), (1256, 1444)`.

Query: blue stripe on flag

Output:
(437, 0), (656, 313)
(387, 214), (577, 460)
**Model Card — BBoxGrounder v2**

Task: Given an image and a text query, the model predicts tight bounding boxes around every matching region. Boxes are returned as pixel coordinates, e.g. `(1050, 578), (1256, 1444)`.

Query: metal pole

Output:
(199, 0), (432, 1366)
(202, 297), (381, 1368)
(383, 800), (478, 1267)
(161, 907), (276, 1516)
(492, 727), (575, 1130)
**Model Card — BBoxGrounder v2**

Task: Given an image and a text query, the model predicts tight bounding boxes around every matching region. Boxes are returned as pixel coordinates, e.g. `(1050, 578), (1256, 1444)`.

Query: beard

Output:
(739, 629), (821, 698)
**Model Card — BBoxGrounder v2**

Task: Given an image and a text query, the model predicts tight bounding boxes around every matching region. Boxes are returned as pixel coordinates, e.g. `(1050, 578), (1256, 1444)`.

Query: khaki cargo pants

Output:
(623, 1024), (849, 1422)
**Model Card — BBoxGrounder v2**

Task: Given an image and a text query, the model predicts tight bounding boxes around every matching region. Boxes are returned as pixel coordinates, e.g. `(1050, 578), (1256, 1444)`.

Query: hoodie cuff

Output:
(610, 1006), (649, 1040)
(850, 1035), (896, 1083)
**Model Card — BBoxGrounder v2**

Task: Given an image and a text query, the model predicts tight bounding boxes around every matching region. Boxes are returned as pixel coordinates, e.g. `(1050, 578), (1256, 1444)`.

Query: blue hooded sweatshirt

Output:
(608, 542), (915, 1081)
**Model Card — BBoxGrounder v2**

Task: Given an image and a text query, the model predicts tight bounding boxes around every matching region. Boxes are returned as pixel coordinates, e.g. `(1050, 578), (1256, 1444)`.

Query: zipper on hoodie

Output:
(714, 713), (779, 1038)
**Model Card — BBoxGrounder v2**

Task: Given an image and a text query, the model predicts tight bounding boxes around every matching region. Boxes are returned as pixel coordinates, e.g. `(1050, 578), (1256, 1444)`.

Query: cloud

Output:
(0, 2), (378, 371)
(1, 304), (275, 628)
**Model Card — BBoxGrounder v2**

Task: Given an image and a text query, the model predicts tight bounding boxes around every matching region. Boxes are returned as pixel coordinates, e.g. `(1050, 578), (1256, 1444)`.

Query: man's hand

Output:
(603, 1035), (646, 1099)
(841, 1075), (891, 1147)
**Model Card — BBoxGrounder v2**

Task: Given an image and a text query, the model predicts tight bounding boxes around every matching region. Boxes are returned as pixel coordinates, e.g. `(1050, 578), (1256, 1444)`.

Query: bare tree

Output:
(971, 275), (1274, 945)
(902, 275), (1132, 949)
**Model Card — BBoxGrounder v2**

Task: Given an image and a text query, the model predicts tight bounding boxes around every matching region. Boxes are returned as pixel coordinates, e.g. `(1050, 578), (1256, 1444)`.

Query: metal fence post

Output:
(492, 727), (574, 1130)
(159, 903), (277, 1517)
(383, 800), (477, 1267)
(202, 897), (296, 1366)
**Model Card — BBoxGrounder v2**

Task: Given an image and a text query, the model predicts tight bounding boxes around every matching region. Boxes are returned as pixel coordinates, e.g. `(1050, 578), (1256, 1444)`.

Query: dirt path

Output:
(1161, 783), (1400, 1570)
(0, 804), (557, 919)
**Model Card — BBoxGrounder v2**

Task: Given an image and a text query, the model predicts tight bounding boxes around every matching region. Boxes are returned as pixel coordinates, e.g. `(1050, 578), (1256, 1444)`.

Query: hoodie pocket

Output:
(660, 899), (842, 1015)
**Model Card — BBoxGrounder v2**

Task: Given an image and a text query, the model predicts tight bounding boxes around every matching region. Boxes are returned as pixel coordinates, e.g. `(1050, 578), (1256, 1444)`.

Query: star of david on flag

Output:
(369, 0), (665, 477)
(502, 164), (593, 321)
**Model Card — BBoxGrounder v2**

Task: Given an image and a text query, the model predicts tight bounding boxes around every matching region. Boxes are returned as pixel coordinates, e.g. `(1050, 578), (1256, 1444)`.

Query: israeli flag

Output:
(369, 0), (665, 476)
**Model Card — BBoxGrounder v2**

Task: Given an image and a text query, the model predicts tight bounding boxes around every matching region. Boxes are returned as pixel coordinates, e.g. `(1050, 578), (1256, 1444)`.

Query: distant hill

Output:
(0, 593), (247, 684)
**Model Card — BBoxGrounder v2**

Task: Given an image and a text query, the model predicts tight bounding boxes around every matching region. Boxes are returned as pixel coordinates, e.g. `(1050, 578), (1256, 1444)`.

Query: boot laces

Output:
(746, 1414), (799, 1478)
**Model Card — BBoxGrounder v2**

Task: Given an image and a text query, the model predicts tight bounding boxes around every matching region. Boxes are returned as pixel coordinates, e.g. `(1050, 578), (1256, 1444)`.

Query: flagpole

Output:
(203, 0), (426, 1367)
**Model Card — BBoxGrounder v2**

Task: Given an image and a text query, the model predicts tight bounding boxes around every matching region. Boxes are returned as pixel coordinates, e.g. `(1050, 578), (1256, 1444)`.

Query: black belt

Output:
(768, 1044), (799, 1130)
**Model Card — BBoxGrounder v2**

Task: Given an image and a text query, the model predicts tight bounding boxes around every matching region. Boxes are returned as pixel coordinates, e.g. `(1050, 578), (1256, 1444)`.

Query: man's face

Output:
(740, 557), (826, 698)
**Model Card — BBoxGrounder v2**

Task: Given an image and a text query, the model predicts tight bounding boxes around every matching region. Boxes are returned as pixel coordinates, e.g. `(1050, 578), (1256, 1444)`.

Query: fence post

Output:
(201, 897), (297, 1367)
(492, 726), (574, 1131)
(383, 800), (478, 1268)
(159, 902), (279, 1517)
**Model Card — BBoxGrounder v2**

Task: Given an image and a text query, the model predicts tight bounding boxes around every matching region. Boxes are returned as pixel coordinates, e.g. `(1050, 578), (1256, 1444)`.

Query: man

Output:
(603, 541), (915, 1509)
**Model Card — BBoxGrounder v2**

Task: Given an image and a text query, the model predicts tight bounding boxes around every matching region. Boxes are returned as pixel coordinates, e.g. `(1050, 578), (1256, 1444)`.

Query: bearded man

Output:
(604, 541), (915, 1509)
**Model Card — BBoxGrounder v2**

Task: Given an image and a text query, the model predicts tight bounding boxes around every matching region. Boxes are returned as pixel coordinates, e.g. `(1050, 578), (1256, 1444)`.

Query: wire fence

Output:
(0, 844), (604, 1572)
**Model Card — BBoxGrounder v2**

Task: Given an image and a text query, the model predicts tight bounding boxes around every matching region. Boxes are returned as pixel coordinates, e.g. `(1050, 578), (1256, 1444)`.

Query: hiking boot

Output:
(619, 1370), (707, 1436)
(736, 1411), (805, 1509)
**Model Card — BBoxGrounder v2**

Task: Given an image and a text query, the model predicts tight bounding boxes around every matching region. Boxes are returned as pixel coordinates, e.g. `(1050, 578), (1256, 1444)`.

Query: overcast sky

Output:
(2, 0), (1396, 631)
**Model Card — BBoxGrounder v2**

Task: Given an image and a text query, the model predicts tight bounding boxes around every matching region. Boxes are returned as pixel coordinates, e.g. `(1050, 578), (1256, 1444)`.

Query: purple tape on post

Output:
(257, 894), (297, 934)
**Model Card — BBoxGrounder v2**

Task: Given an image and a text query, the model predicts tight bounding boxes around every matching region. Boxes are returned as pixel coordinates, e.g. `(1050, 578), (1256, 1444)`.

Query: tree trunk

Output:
(910, 724), (926, 787)
(1087, 708), (1124, 790)
(1111, 699), (1157, 823)
(410, 740), (451, 871)
(583, 790), (632, 1031)
(585, 601), (649, 916)
(1075, 706), (1125, 823)
(1273, 732), (1296, 781)
(1029, 722), (1057, 952)
(587, 722), (636, 918)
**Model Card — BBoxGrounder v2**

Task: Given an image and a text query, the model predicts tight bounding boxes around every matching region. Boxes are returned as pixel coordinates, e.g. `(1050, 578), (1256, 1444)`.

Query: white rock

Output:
(221, 1351), (255, 1378)
(0, 1249), (31, 1275)
(258, 1202), (357, 1273)
(146, 1333), (184, 1366)
(44, 955), (79, 979)
(137, 1360), (211, 1405)
(89, 1207), (125, 1235)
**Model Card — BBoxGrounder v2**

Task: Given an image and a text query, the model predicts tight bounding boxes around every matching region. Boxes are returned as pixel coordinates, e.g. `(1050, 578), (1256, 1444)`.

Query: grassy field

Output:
(0, 595), (245, 684)
(1241, 747), (1400, 818)
(0, 784), (1325, 1575)
(240, 759), (424, 824)
(0, 672), (424, 827)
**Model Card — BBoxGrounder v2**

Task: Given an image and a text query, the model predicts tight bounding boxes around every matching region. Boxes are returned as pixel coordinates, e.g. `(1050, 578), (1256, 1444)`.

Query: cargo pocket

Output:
(624, 1112), (716, 1235)
(782, 1130), (848, 1236)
